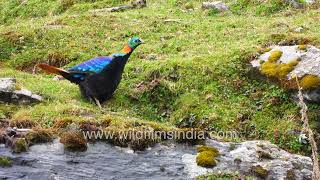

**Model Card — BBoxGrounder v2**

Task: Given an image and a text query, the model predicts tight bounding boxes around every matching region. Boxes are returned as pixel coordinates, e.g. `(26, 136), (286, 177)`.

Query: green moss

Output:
(197, 172), (241, 179)
(260, 62), (278, 77)
(299, 75), (320, 89)
(298, 44), (307, 51)
(261, 59), (298, 79)
(251, 165), (268, 178)
(196, 145), (219, 168)
(12, 138), (28, 153)
(277, 60), (299, 78)
(0, 156), (12, 167)
(197, 146), (219, 156)
(268, 50), (283, 63)
(196, 151), (217, 168)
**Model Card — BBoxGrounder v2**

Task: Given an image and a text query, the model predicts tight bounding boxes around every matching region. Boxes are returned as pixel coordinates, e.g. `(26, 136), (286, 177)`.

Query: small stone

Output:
(147, 54), (157, 60)
(0, 78), (16, 92)
(293, 27), (304, 33)
(0, 78), (42, 104)
(202, 1), (229, 12)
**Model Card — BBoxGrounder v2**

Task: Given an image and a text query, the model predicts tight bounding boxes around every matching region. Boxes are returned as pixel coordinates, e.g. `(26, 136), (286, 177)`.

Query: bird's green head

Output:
(128, 37), (144, 49)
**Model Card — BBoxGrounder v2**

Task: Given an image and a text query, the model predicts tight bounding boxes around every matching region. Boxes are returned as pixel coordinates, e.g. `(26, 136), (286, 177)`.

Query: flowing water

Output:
(0, 140), (196, 180)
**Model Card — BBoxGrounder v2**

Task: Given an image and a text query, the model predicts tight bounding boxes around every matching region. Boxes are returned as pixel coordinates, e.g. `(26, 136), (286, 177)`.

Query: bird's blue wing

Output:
(69, 56), (113, 73)
(68, 56), (114, 81)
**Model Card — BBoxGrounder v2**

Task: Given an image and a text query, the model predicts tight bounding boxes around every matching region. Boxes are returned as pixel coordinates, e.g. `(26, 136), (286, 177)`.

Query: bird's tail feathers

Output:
(37, 64), (68, 75)
(37, 63), (79, 83)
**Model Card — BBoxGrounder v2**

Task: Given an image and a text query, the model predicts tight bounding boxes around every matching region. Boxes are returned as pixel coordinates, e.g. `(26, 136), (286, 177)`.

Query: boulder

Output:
(251, 45), (320, 103)
(182, 140), (312, 179)
(0, 78), (42, 104)
(202, 1), (229, 12)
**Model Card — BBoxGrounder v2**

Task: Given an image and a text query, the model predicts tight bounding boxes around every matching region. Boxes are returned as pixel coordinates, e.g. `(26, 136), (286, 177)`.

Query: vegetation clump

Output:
(299, 75), (320, 89)
(196, 145), (219, 168)
(0, 156), (12, 167)
(53, 119), (73, 129)
(9, 119), (36, 128)
(60, 131), (87, 152)
(26, 127), (54, 145)
(251, 165), (269, 178)
(12, 138), (28, 153)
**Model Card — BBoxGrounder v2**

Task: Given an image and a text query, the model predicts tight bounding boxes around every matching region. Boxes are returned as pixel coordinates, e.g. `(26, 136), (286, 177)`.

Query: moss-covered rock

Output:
(260, 59), (298, 79)
(12, 138), (28, 153)
(26, 127), (54, 145)
(0, 156), (12, 167)
(196, 145), (219, 168)
(268, 50), (283, 63)
(60, 131), (87, 152)
(196, 151), (217, 168)
(261, 61), (278, 77)
(298, 44), (307, 51)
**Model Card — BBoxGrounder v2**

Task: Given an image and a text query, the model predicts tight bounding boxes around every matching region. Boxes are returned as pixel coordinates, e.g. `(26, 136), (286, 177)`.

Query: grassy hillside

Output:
(1, 0), (320, 153)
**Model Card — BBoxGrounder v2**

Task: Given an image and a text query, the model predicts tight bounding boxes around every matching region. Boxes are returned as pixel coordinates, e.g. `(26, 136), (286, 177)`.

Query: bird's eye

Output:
(135, 39), (139, 43)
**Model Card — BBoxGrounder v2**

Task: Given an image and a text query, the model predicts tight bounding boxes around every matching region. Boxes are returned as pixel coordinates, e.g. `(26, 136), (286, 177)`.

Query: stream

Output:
(0, 140), (196, 180)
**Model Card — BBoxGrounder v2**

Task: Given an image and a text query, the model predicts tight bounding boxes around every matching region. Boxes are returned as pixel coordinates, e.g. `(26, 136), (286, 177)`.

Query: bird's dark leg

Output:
(93, 97), (102, 109)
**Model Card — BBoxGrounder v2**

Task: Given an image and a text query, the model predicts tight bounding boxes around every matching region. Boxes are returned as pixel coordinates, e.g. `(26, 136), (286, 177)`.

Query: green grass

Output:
(1, 0), (320, 153)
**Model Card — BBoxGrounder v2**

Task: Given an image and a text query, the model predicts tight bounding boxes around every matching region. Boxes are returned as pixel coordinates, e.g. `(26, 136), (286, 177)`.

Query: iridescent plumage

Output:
(37, 37), (144, 107)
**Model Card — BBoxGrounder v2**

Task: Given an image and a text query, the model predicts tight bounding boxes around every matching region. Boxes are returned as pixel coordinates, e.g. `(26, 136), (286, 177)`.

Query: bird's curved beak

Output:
(140, 39), (145, 44)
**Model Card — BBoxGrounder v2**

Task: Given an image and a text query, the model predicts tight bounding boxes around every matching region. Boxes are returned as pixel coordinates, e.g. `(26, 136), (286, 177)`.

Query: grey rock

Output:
(182, 140), (312, 179)
(285, 0), (315, 8)
(0, 78), (42, 104)
(0, 78), (16, 92)
(202, 1), (229, 11)
(251, 45), (320, 103)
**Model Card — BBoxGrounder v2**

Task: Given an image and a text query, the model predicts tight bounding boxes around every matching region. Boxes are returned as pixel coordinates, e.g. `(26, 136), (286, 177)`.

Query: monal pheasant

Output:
(37, 37), (144, 108)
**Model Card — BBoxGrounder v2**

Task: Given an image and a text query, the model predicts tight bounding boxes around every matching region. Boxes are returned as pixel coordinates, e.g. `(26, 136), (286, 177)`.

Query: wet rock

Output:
(251, 45), (320, 103)
(182, 140), (312, 179)
(0, 78), (42, 104)
(202, 1), (229, 12)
